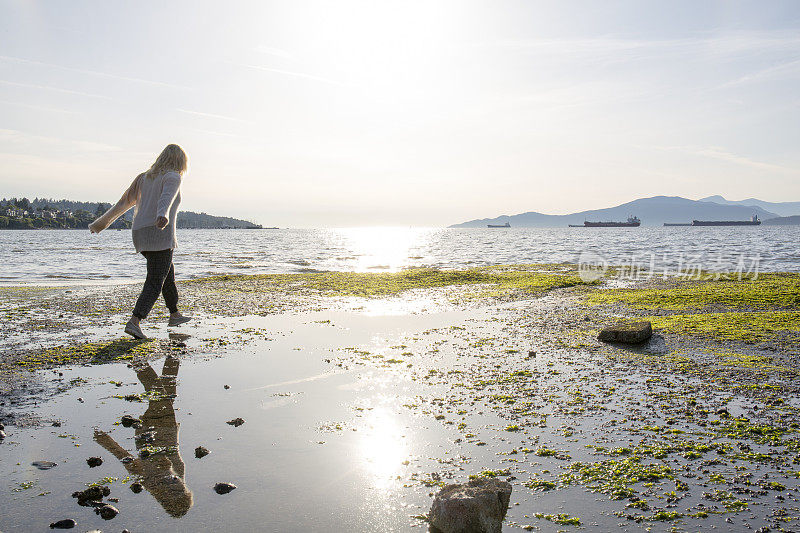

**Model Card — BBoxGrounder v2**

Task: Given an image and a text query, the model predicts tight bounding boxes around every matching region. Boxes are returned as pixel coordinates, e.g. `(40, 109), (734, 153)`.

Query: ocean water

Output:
(1, 226), (798, 285)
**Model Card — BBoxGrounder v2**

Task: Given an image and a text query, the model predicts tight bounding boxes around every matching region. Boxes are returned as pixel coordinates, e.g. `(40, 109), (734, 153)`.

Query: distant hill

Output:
(177, 211), (262, 229)
(1, 197), (262, 229)
(763, 215), (800, 226)
(699, 195), (800, 218)
(450, 196), (783, 228)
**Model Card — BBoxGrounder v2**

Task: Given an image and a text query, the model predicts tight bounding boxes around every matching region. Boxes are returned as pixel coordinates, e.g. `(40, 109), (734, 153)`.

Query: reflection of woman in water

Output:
(94, 356), (193, 517)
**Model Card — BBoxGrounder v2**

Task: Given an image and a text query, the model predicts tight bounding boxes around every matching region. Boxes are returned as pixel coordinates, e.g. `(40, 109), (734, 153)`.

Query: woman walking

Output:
(89, 144), (192, 339)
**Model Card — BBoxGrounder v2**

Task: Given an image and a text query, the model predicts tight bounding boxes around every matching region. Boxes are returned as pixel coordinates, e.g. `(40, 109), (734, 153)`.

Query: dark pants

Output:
(133, 249), (178, 319)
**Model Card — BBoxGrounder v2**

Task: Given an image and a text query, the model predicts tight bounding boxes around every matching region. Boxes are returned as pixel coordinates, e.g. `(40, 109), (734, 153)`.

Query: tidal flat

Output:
(1, 265), (798, 531)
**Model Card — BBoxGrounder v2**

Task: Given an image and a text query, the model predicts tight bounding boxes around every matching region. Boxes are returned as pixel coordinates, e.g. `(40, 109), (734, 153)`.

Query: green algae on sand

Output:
(183, 265), (593, 298)
(14, 338), (159, 369)
(648, 311), (800, 346)
(586, 272), (800, 349)
(587, 273), (800, 312)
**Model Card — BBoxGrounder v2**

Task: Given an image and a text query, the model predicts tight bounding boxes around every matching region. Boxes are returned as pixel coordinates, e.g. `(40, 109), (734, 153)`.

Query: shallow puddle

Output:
(1, 308), (495, 531)
(2, 301), (798, 532)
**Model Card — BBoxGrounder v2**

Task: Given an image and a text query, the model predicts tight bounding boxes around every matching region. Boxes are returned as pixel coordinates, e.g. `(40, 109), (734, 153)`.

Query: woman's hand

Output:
(156, 216), (169, 229)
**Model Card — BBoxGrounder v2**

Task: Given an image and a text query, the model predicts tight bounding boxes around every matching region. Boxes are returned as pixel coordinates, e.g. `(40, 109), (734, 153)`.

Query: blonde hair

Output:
(146, 144), (187, 178)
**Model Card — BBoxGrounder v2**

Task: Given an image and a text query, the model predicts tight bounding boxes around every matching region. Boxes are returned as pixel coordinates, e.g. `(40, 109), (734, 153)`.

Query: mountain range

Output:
(450, 195), (800, 228)
(698, 196), (800, 218)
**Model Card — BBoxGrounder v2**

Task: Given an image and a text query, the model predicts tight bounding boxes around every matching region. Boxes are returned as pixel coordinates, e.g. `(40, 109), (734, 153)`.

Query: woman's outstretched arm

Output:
(89, 173), (143, 233)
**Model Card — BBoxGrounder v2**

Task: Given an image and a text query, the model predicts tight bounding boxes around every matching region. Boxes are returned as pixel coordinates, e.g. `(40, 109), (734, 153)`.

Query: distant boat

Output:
(570, 216), (641, 228)
(487, 222), (510, 228)
(691, 214), (761, 227)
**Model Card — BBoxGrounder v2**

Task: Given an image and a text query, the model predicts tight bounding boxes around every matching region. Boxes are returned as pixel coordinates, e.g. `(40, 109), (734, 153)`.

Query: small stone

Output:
(72, 485), (110, 504)
(527, 350), (536, 358)
(226, 417), (245, 427)
(716, 407), (730, 417)
(429, 477), (512, 533)
(139, 449), (151, 459)
(121, 456), (133, 464)
(130, 482), (143, 494)
(32, 460), (58, 470)
(51, 421), (62, 427)
(224, 384), (230, 389)
(213, 482), (237, 494)
(0, 422), (4, 430)
(120, 415), (139, 428)
(195, 446), (210, 458)
(598, 321), (653, 344)
(49, 519), (76, 529)
(86, 457), (103, 468)
(0, 430), (6, 440)
(95, 504), (119, 520)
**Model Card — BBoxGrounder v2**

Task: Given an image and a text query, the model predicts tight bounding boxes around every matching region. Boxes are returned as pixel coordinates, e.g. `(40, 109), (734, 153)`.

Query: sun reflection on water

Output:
(330, 227), (439, 272)
(358, 407), (408, 489)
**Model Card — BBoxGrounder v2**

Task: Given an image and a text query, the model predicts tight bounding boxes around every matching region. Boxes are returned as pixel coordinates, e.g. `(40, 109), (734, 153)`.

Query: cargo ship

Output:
(691, 215), (761, 227)
(569, 216), (641, 228)
(487, 222), (511, 228)
(664, 223), (691, 227)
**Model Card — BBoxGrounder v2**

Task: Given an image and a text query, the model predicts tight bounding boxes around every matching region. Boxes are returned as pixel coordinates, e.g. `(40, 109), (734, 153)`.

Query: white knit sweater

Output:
(89, 171), (182, 252)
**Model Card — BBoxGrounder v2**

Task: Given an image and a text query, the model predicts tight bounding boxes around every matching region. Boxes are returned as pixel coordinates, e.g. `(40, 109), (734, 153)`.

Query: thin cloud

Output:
(255, 45), (294, 60)
(176, 108), (252, 124)
(481, 31), (800, 62)
(693, 147), (794, 173)
(516, 81), (657, 109)
(720, 58), (800, 88)
(0, 55), (191, 90)
(0, 99), (78, 114)
(0, 128), (122, 152)
(191, 129), (242, 138)
(236, 62), (350, 87)
(655, 145), (796, 174)
(0, 79), (112, 100)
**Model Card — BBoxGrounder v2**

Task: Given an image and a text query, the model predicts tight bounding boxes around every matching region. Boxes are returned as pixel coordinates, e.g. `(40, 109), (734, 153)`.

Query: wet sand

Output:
(1, 266), (798, 531)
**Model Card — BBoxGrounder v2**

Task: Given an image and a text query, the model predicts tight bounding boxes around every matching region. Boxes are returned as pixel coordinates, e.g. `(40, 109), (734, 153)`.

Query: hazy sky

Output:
(1, 1), (799, 226)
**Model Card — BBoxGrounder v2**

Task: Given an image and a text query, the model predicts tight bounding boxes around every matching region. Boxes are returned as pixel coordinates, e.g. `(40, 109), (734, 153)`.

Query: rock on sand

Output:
(598, 321), (652, 344)
(429, 477), (512, 533)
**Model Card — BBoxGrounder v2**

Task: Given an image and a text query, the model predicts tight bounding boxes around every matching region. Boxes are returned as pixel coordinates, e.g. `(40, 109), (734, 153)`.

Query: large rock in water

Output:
(429, 478), (512, 533)
(598, 321), (652, 344)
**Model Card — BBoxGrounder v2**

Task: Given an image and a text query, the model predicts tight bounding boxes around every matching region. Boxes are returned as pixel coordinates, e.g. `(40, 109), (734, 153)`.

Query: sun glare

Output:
(333, 227), (433, 271)
(358, 407), (408, 489)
